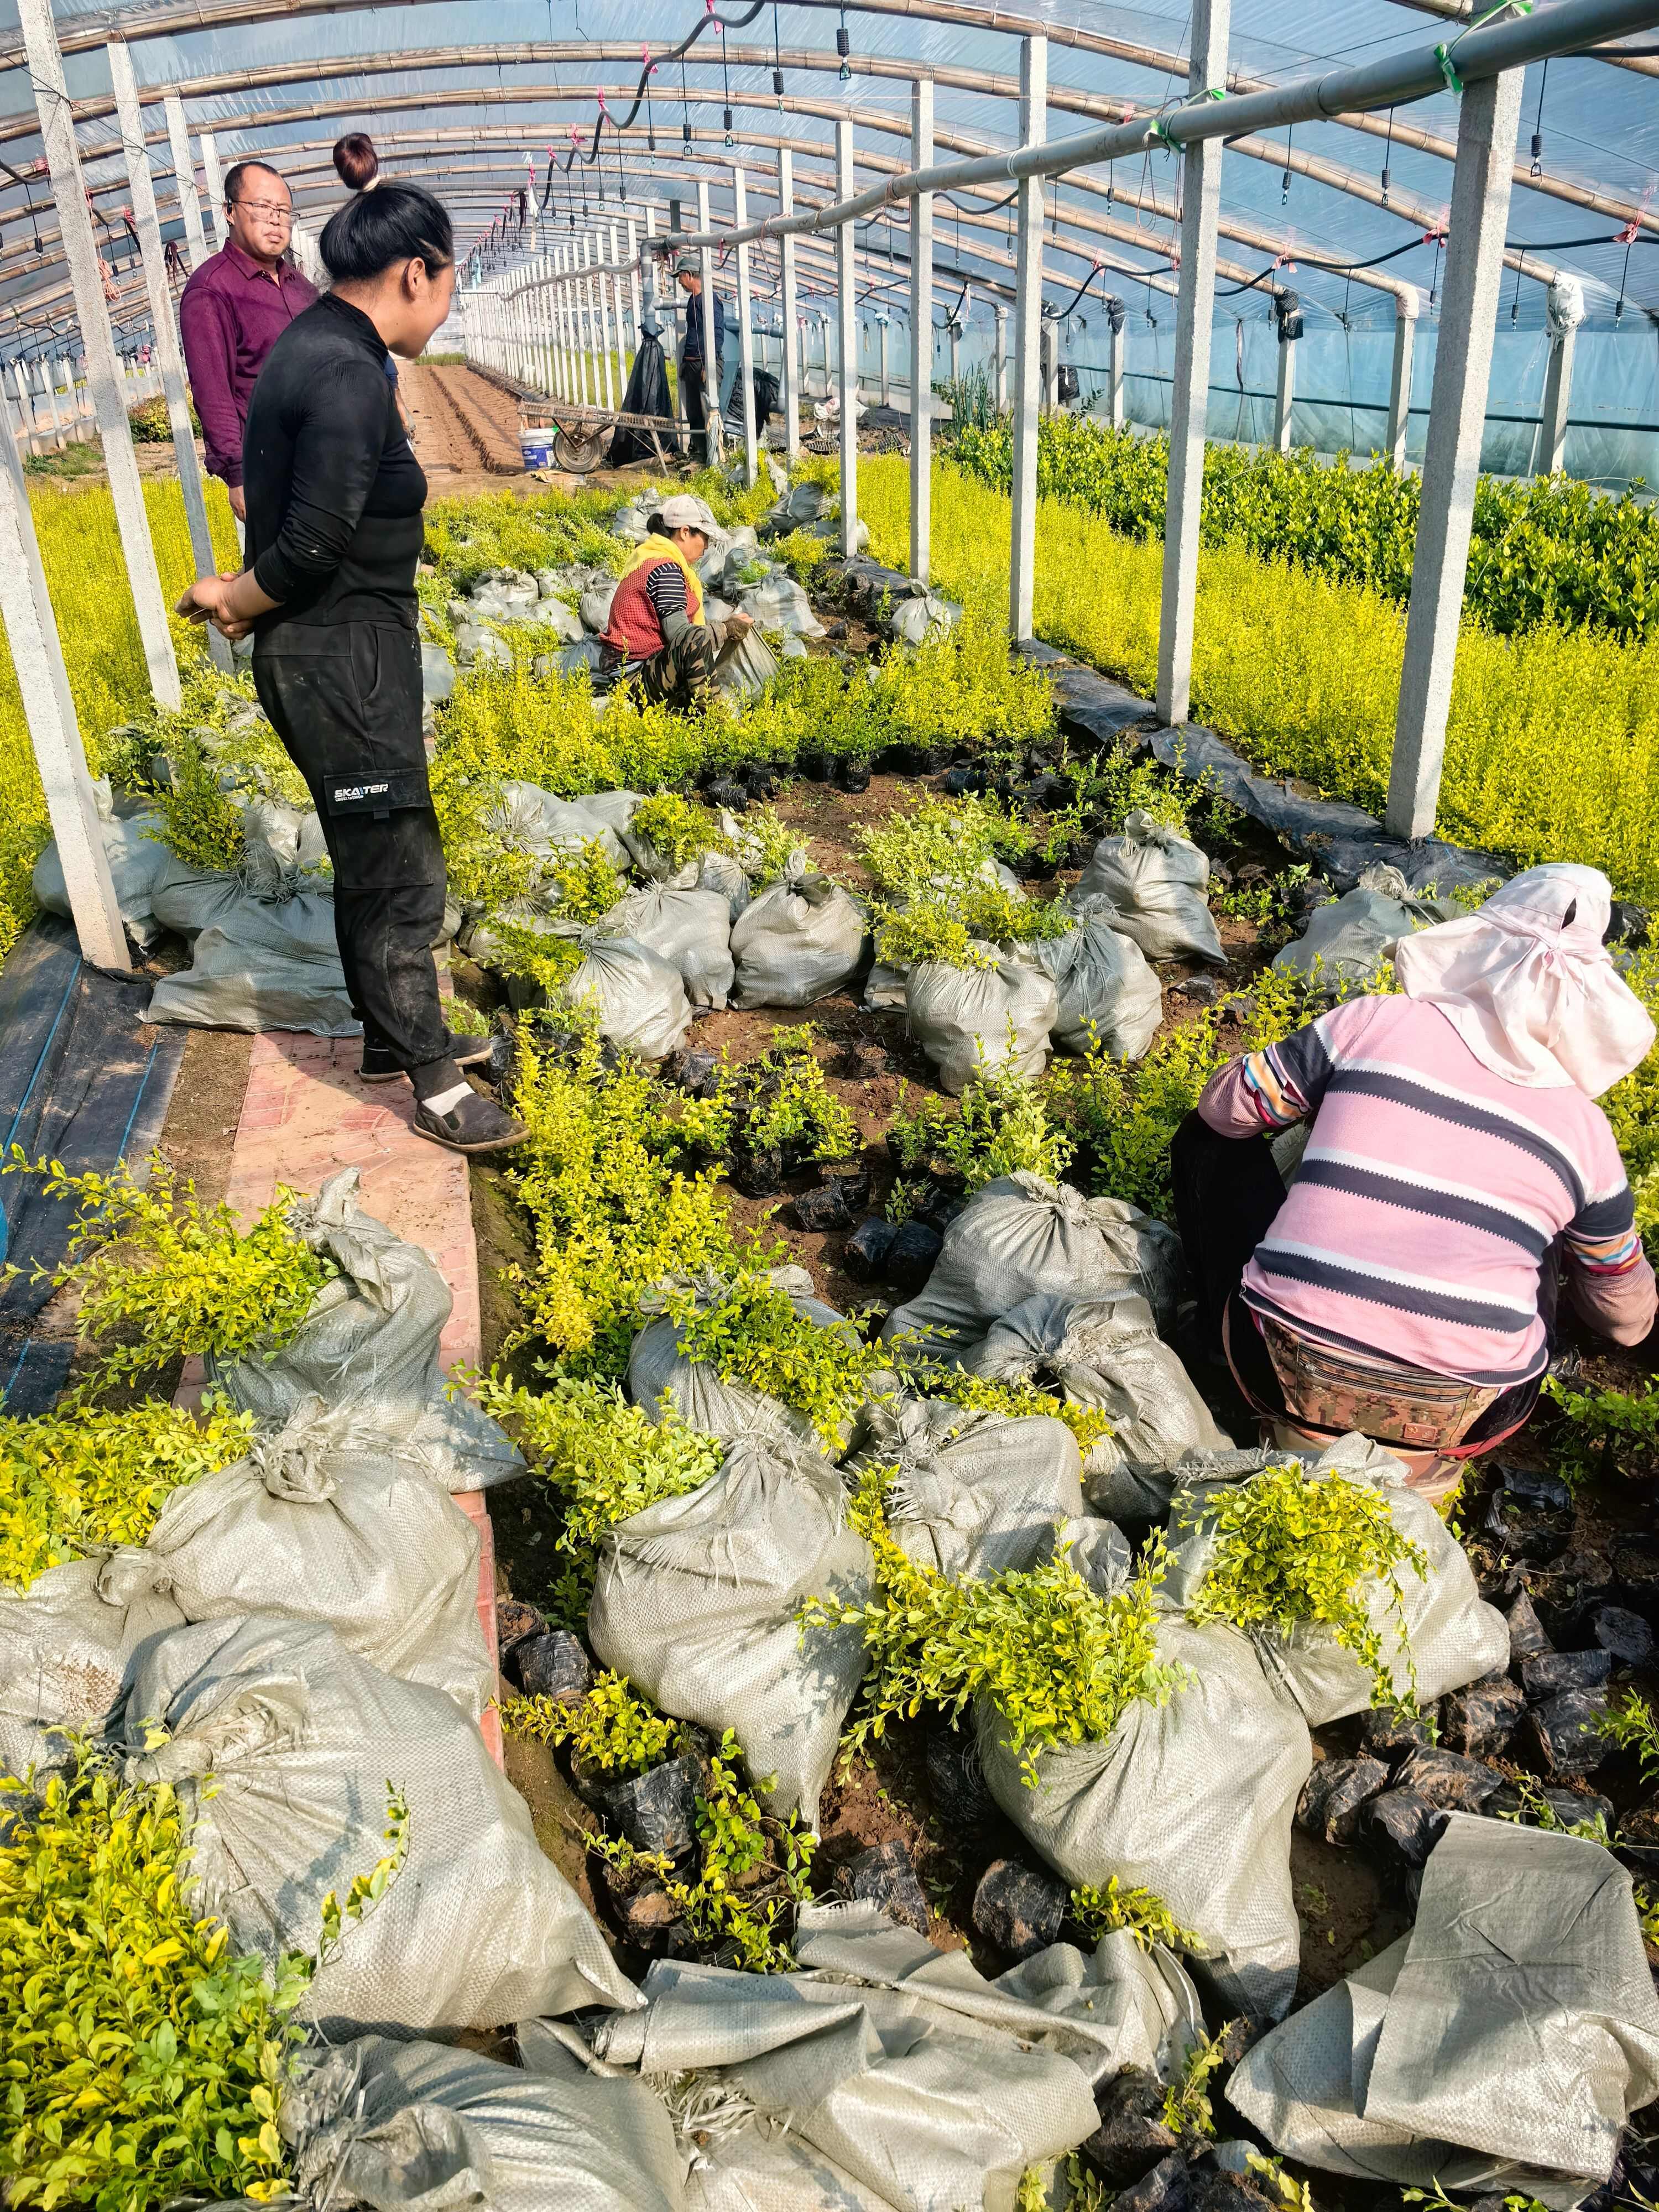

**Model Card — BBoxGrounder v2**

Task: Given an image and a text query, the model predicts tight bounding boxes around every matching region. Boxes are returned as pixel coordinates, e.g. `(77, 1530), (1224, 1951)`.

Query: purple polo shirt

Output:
(178, 240), (317, 488)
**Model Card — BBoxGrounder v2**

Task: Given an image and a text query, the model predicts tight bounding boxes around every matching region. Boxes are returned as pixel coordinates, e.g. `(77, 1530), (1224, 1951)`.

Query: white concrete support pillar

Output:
(20, 0), (179, 708)
(1538, 273), (1583, 477)
(909, 81), (933, 582)
(1109, 310), (1126, 427)
(878, 317), (890, 406)
(290, 218), (324, 288)
(163, 93), (208, 272)
(836, 118), (859, 555)
(626, 221), (642, 375)
(1009, 34), (1048, 644)
(607, 223), (628, 366)
(40, 361), (64, 450)
(1386, 67), (1525, 843)
(199, 132), (225, 250)
(549, 251), (566, 397)
(1274, 326), (1296, 453)
(734, 166), (758, 484)
(780, 149), (802, 463)
(1387, 292), (1417, 474)
(111, 38), (229, 674)
(697, 181), (721, 464)
(0, 408), (129, 969)
(1155, 0), (1230, 727)
(596, 247), (617, 412)
(13, 364), (39, 457)
(949, 320), (961, 385)
(994, 303), (1009, 411)
(573, 239), (593, 404)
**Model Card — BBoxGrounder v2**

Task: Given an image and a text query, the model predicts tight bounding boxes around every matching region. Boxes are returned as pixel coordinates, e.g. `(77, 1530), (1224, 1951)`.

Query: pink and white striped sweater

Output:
(1199, 993), (1655, 1385)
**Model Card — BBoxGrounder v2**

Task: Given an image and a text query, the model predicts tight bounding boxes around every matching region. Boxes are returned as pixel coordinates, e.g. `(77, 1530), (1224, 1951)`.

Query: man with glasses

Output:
(179, 160), (316, 520)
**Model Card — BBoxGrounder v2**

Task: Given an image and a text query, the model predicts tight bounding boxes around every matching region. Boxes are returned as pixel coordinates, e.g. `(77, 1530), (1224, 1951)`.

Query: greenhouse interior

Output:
(6, 0), (1659, 2205)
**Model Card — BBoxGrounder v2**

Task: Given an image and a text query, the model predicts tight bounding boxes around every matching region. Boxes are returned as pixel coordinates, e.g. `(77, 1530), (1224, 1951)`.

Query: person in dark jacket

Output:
(676, 253), (728, 465)
(176, 134), (523, 1157)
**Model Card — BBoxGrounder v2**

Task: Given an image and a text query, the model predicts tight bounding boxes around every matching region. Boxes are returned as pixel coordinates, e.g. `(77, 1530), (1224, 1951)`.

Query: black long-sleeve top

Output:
(243, 291), (426, 630)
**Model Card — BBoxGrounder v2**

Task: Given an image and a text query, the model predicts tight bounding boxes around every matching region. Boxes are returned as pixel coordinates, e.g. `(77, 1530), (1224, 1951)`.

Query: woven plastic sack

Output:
(578, 582), (617, 634)
(146, 848), (357, 1036)
(846, 1396), (1085, 1580)
(1161, 1433), (1509, 1726)
(1071, 811), (1224, 966)
(758, 480), (828, 538)
(1272, 867), (1459, 992)
(420, 639), (455, 703)
(713, 623), (781, 703)
(589, 1902), (1139, 2212)
(1228, 1816), (1659, 2202)
(883, 1174), (1184, 1355)
(977, 1613), (1313, 2021)
(32, 782), (170, 951)
(95, 1400), (494, 1723)
(905, 950), (1058, 1096)
(206, 1167), (524, 1491)
(119, 1613), (638, 2038)
(487, 779), (640, 872)
(730, 854), (868, 1008)
(627, 1266), (862, 1453)
(0, 1559), (184, 1786)
(737, 573), (826, 639)
(1035, 900), (1164, 1060)
(888, 592), (961, 648)
(280, 2032), (682, 2212)
(562, 928), (692, 1061)
(587, 1430), (873, 1826)
(602, 883), (734, 1009)
(965, 1293), (1233, 1519)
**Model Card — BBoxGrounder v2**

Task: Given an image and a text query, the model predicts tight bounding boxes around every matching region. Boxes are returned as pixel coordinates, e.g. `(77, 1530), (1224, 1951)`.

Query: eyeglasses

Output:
(232, 199), (293, 224)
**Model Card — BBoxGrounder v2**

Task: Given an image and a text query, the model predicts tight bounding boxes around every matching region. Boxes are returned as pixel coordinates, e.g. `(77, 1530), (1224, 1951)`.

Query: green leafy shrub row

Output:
(859, 455), (1659, 906)
(952, 412), (1659, 644)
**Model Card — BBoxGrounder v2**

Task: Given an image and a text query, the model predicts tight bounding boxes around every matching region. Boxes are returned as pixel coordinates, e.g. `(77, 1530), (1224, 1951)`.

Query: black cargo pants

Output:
(252, 619), (449, 1076)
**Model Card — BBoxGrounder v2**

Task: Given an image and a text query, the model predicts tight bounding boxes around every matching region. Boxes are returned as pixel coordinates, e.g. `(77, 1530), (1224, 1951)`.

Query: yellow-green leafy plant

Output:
(1181, 1459), (1430, 1716)
(712, 1026), (858, 1165)
(0, 1746), (407, 2212)
(1599, 1689), (1659, 1781)
(483, 920), (586, 997)
(544, 836), (623, 925)
(925, 1369), (1113, 1460)
(889, 1065), (1072, 1192)
(145, 728), (247, 875)
(805, 1473), (1184, 1779)
(0, 1402), (254, 1592)
(1543, 1375), (1659, 1485)
(857, 792), (1032, 894)
(506, 1024), (753, 1374)
(1161, 2022), (1240, 2140)
(627, 791), (727, 872)
(873, 880), (1069, 974)
(5, 1153), (337, 1404)
(665, 1270), (894, 1449)
(471, 1374), (721, 1613)
(502, 1670), (684, 1777)
(585, 1728), (818, 1972)
(1068, 1875), (1204, 1956)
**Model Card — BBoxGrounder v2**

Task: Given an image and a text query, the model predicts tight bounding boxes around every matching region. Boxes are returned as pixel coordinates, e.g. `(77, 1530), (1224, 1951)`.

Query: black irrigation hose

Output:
(555, 0), (769, 179)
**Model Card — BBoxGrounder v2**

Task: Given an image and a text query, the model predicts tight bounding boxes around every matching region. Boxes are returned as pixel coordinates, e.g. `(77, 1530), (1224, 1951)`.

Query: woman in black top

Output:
(178, 135), (524, 1155)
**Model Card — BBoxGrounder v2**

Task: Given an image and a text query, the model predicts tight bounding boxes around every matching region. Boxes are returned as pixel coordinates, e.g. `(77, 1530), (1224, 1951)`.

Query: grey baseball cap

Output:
(654, 493), (721, 535)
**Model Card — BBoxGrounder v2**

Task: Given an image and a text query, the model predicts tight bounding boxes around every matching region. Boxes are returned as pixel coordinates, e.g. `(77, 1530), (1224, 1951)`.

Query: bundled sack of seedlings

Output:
(0, 1558), (184, 1785)
(758, 479), (830, 539)
(1071, 810), (1224, 966)
(882, 1173), (1184, 1355)
(863, 862), (1026, 1014)
(1228, 1816), (1659, 2203)
(147, 809), (357, 1036)
(737, 572), (826, 639)
(280, 2031), (682, 2212)
(964, 1292), (1233, 1521)
(1160, 1433), (1508, 1728)
(119, 1612), (638, 2037)
(888, 591), (962, 649)
(846, 1395), (1086, 1580)
(599, 883), (735, 1010)
(92, 1399), (495, 1723)
(730, 853), (868, 1008)
(587, 1900), (1155, 2212)
(976, 1605), (1312, 2022)
(32, 779), (171, 951)
(905, 947), (1058, 1097)
(1273, 863), (1461, 993)
(564, 927), (693, 1062)
(628, 1266), (876, 1457)
(587, 1430), (873, 1827)
(487, 779), (641, 873)
(207, 1167), (524, 1491)
(1034, 897), (1164, 1060)
(713, 621), (782, 703)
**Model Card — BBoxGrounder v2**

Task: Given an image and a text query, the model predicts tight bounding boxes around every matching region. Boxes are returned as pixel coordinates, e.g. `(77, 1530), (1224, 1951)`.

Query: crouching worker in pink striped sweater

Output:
(1173, 864), (1656, 1501)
